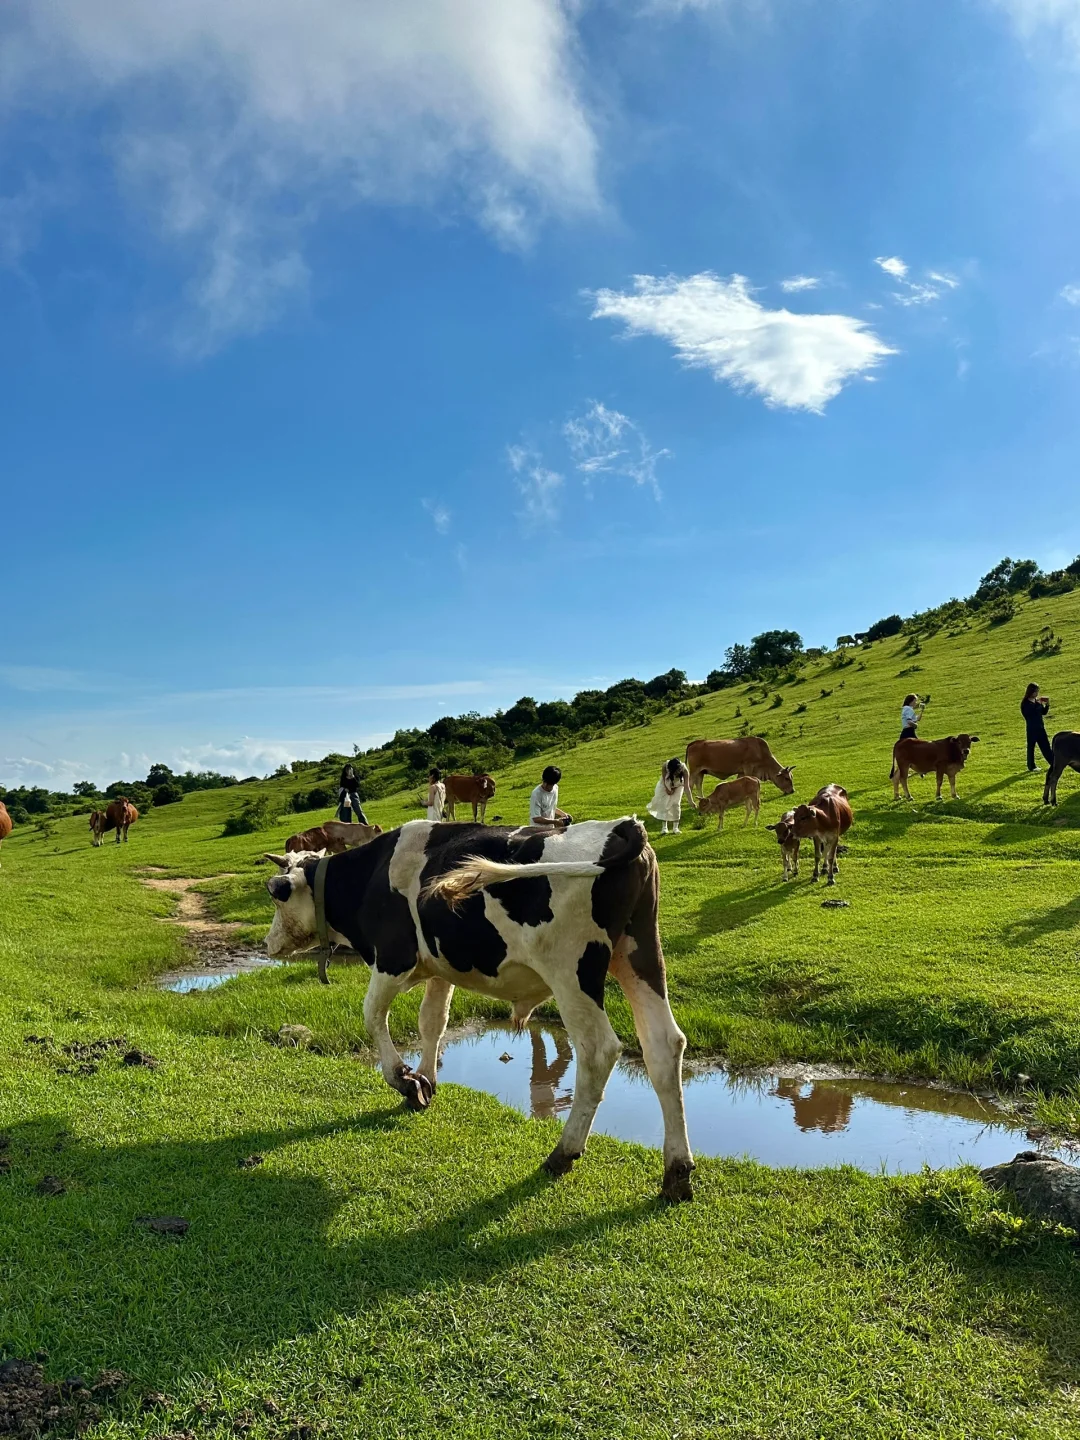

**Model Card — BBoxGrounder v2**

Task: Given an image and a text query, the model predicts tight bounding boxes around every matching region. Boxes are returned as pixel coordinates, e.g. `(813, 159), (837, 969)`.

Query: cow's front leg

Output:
(363, 966), (431, 1110)
(538, 962), (621, 1181)
(948, 772), (958, 799)
(810, 836), (822, 881)
(416, 977), (454, 1092)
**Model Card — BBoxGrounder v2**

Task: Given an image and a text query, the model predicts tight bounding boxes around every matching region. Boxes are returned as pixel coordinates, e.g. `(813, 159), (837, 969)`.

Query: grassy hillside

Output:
(5, 590), (1080, 1435)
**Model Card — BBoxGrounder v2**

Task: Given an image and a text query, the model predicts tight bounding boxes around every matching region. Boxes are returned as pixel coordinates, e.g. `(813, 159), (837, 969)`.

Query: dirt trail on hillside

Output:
(139, 873), (245, 946)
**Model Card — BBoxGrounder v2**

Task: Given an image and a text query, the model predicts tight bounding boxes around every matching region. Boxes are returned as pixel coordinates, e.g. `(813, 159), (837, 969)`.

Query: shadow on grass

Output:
(668, 876), (803, 953)
(0, 1110), (661, 1397)
(1001, 895), (1080, 946)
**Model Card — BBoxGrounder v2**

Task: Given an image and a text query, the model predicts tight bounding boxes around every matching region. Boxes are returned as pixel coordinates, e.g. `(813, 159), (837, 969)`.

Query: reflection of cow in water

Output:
(528, 1028), (573, 1119)
(774, 1079), (853, 1133)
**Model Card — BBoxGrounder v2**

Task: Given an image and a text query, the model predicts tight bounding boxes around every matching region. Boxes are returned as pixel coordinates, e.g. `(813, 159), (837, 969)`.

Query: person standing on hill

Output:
(529, 765), (572, 829)
(898, 694), (923, 741)
(337, 762), (368, 824)
(426, 768), (446, 822)
(647, 757), (690, 835)
(1021, 682), (1053, 772)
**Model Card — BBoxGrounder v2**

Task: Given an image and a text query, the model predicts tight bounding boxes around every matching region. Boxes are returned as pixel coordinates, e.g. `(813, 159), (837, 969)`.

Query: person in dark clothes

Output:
(1021, 682), (1053, 772)
(337, 762), (368, 824)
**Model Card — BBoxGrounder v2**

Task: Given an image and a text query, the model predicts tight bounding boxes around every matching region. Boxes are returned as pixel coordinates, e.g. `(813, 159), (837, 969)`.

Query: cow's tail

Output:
(425, 817), (647, 910)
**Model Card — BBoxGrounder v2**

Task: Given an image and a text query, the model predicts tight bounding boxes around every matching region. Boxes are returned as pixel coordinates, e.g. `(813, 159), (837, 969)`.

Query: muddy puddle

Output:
(408, 1022), (1065, 1174)
(156, 955), (282, 993)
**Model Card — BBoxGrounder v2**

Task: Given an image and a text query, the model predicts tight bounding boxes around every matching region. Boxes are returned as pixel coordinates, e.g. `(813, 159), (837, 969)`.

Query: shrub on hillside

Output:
(153, 782), (184, 807)
(222, 795), (274, 836)
(1029, 569), (1076, 599)
(986, 593), (1016, 626)
(10, 805), (30, 825)
(407, 746), (434, 772)
(1031, 626), (1063, 658)
(865, 614), (903, 643)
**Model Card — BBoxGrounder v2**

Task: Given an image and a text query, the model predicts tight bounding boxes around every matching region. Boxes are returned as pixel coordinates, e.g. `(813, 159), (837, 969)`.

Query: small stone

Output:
(1017, 1073), (1032, 1085)
(35, 1174), (66, 1196)
(821, 899), (851, 909)
(135, 1214), (189, 1235)
(981, 1151), (1080, 1229)
(277, 1024), (314, 1048)
(498, 1052), (513, 1063)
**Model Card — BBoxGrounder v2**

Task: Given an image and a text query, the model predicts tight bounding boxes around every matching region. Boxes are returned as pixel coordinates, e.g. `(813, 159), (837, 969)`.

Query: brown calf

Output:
(697, 775), (761, 830)
(765, 808), (801, 881)
(285, 820), (382, 855)
(785, 783), (853, 885)
(891, 734), (979, 801)
(444, 773), (497, 823)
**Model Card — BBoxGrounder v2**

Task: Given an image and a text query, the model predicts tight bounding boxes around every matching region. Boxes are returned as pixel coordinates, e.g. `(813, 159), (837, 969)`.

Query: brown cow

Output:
(782, 783), (853, 884)
(891, 734), (979, 800)
(685, 737), (795, 803)
(0, 801), (11, 867)
(285, 820), (382, 855)
(91, 798), (138, 846)
(697, 775), (761, 830)
(89, 810), (107, 847)
(443, 773), (497, 823)
(765, 808), (801, 881)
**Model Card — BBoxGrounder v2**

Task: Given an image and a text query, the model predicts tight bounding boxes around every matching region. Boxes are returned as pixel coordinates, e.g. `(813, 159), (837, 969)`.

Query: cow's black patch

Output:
(508, 831), (547, 864)
(488, 876), (553, 927)
(320, 832), (416, 974)
(596, 817), (647, 869)
(577, 941), (611, 1008)
(420, 892), (508, 976)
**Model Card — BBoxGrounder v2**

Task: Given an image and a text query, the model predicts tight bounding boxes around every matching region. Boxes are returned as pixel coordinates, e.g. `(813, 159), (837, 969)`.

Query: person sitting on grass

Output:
(529, 765), (572, 830)
(1021, 681), (1053, 773)
(898, 693), (923, 741)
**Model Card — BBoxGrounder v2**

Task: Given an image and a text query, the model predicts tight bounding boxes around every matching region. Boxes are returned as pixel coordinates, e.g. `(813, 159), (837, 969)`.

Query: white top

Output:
(529, 783), (558, 822)
(900, 704), (919, 728)
(427, 781), (445, 822)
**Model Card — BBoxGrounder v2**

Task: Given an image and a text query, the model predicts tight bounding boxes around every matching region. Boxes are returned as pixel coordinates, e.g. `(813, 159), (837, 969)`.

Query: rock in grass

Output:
(237, 1154), (264, 1169)
(820, 899), (851, 909)
(122, 1049), (160, 1068)
(981, 1150), (1080, 1229)
(277, 1024), (314, 1048)
(135, 1214), (189, 1235)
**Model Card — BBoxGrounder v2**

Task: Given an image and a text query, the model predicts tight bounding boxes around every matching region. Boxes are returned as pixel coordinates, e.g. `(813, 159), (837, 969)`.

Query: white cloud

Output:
(780, 275), (821, 292)
(875, 257), (960, 308)
(875, 256), (909, 280)
(991, 0), (1080, 54)
(590, 272), (894, 413)
(562, 400), (669, 496)
(422, 498), (452, 534)
(1, 0), (599, 352)
(1062, 283), (1080, 305)
(508, 443), (564, 525)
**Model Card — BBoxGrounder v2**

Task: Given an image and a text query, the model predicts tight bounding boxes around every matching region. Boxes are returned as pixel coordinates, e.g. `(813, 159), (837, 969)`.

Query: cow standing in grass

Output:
(444, 774), (497, 823)
(90, 798), (139, 847)
(891, 735), (979, 800)
(685, 737), (795, 804)
(0, 801), (11, 867)
(285, 821), (383, 855)
(697, 776), (761, 830)
(787, 784), (853, 884)
(765, 809), (801, 881)
(264, 818), (695, 1201)
(1043, 732), (1080, 806)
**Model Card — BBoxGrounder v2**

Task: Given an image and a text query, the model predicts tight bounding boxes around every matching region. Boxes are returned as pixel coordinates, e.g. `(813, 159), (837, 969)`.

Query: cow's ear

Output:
(266, 874), (293, 902)
(969, 735), (980, 743)
(265, 853), (290, 868)
(765, 823), (778, 831)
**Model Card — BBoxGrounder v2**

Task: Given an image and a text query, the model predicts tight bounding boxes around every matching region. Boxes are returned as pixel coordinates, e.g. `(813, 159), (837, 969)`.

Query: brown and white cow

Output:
(891, 735), (979, 800)
(91, 797), (138, 846)
(685, 737), (795, 803)
(783, 783), (853, 884)
(0, 801), (11, 867)
(443, 773), (497, 823)
(264, 817), (694, 1201)
(285, 820), (383, 855)
(697, 775), (761, 830)
(765, 808), (801, 881)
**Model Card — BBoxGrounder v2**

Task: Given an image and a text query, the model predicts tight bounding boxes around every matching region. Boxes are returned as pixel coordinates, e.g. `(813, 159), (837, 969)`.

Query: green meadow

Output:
(5, 588), (1080, 1436)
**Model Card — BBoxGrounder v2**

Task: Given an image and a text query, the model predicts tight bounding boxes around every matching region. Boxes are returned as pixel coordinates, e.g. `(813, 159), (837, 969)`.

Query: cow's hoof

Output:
(541, 1146), (577, 1178)
(393, 1067), (432, 1111)
(661, 1160), (695, 1203)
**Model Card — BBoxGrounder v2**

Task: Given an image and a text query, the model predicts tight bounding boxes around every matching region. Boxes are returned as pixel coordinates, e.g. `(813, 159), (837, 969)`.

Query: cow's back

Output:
(687, 736), (769, 776)
(0, 802), (11, 842)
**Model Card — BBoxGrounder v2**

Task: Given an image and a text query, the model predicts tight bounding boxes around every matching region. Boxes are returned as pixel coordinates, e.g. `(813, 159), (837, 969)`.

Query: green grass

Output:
(5, 589), (1080, 1434)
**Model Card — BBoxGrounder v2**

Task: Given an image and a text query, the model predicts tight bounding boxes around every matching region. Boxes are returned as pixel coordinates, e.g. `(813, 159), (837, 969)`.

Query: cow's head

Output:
(955, 734), (980, 762)
(787, 802), (824, 837)
(765, 811), (797, 846)
(775, 765), (796, 796)
(263, 852), (322, 956)
(479, 776), (497, 799)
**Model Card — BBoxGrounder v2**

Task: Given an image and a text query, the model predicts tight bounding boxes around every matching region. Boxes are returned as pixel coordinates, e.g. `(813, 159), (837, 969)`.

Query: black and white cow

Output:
(264, 817), (694, 1201)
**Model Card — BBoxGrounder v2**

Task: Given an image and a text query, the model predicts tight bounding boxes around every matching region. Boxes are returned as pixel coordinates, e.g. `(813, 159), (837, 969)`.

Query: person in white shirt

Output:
(647, 757), (690, 834)
(899, 693), (923, 741)
(426, 768), (446, 822)
(529, 765), (571, 829)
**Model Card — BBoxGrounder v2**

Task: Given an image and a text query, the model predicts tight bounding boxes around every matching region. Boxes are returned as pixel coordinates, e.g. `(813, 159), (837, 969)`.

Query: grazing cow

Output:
(1043, 732), (1080, 805)
(264, 818), (694, 1201)
(90, 799), (139, 846)
(697, 775), (761, 830)
(891, 735), (979, 800)
(285, 820), (383, 855)
(0, 801), (11, 867)
(444, 773), (497, 824)
(685, 737), (795, 803)
(784, 783), (853, 884)
(765, 808), (801, 881)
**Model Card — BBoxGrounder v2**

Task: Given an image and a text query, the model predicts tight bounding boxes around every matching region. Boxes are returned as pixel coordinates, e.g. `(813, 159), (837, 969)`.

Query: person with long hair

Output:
(1021, 681), (1053, 772)
(647, 757), (690, 835)
(337, 762), (368, 824)
(898, 693), (923, 741)
(426, 768), (446, 822)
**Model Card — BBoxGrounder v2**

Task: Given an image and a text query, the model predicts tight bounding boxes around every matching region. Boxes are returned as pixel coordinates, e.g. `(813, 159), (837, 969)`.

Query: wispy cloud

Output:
(562, 401), (669, 497)
(591, 272), (894, 413)
(991, 0), (1080, 56)
(2, 0), (599, 354)
(0, 665), (101, 693)
(422, 498), (452, 534)
(1062, 283), (1080, 305)
(507, 443), (564, 526)
(875, 256), (909, 280)
(780, 275), (820, 293)
(875, 256), (960, 307)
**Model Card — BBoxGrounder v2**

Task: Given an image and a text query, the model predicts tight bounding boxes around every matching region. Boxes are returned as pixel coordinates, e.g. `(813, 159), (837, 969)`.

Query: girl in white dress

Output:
(426, 768), (446, 822)
(647, 757), (689, 834)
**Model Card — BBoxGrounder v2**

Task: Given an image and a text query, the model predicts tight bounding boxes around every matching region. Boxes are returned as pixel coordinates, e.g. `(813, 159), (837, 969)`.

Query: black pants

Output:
(338, 790), (368, 824)
(899, 725), (917, 741)
(1026, 729), (1053, 770)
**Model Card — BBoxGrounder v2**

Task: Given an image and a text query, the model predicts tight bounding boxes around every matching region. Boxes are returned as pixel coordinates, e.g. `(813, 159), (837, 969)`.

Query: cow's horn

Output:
(264, 853), (290, 868)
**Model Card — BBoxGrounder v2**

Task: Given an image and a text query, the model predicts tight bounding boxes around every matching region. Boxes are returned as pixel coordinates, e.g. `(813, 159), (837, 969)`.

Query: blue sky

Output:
(3, 0), (1080, 787)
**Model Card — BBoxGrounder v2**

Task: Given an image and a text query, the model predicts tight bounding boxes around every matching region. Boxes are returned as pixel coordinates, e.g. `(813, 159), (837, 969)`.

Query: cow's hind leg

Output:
(363, 967), (432, 1110)
(416, 977), (454, 1093)
(538, 959), (622, 1182)
(610, 947), (694, 1201)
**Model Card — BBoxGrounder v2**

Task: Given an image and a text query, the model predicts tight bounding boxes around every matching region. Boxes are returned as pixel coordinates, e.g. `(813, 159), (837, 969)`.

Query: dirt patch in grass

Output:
(139, 874), (244, 949)
(0, 1359), (129, 1439)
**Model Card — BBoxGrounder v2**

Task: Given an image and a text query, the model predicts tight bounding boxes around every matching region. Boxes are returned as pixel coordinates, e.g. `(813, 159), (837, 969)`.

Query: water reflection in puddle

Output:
(158, 956), (282, 993)
(414, 1023), (1060, 1174)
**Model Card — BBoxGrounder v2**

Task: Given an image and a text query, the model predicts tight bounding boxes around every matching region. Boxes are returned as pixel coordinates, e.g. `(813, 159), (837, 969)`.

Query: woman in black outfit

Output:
(337, 762), (369, 824)
(1021, 682), (1053, 772)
